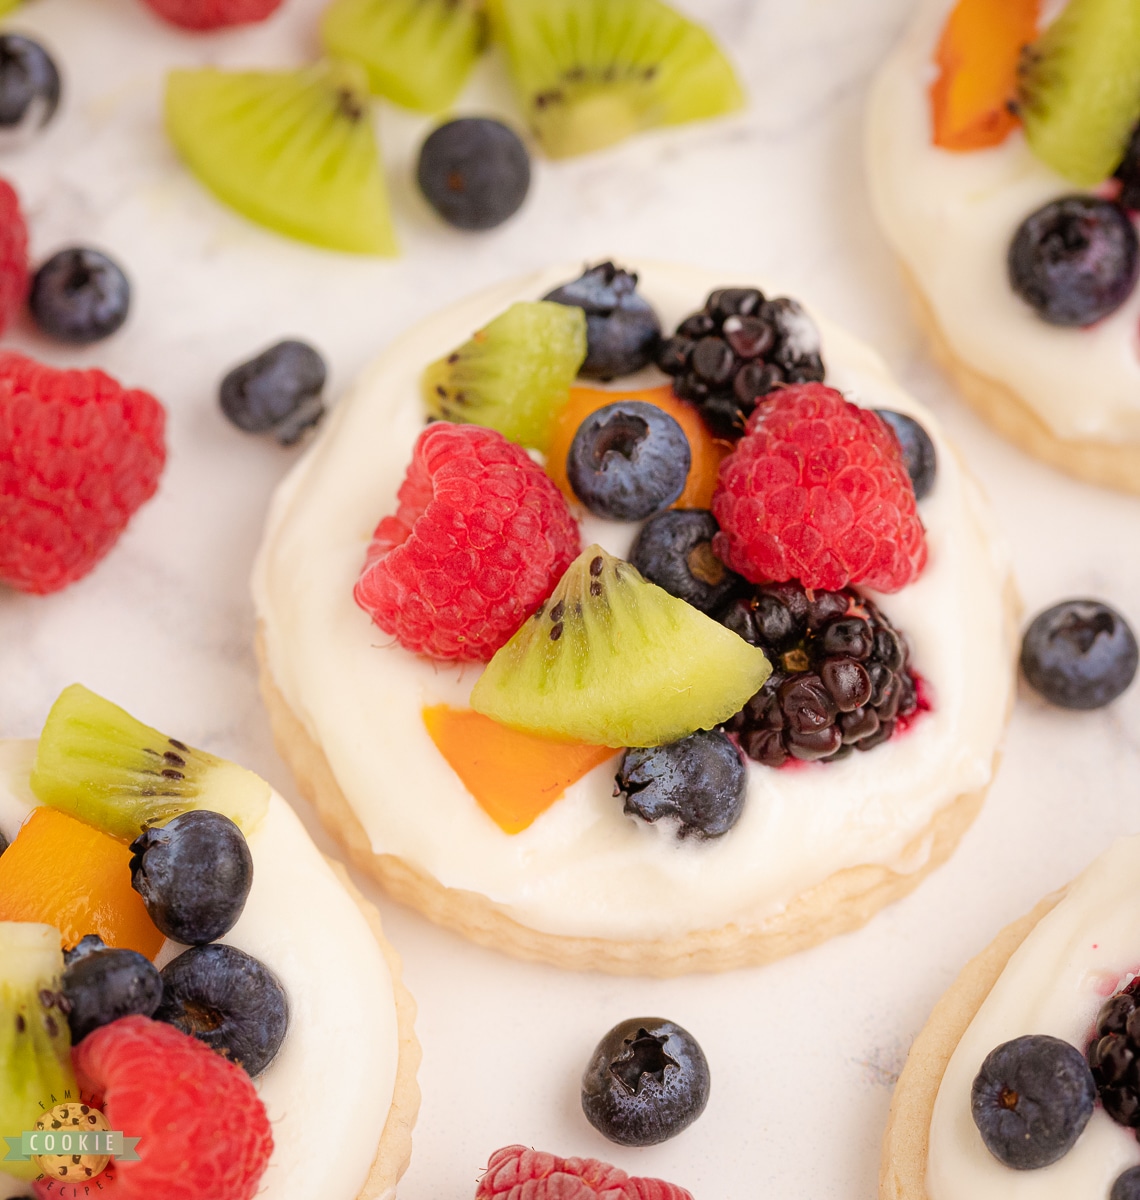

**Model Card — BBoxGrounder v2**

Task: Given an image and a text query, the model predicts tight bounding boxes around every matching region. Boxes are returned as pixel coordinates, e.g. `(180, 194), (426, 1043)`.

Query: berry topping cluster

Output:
(656, 287), (825, 438)
(720, 580), (919, 766)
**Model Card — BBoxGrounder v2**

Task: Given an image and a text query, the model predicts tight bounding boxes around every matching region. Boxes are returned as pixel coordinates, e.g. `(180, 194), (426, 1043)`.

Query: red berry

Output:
(139, 0), (282, 30)
(0, 179), (29, 336)
(65, 1016), (273, 1200)
(0, 351), (166, 594)
(475, 1145), (694, 1200)
(711, 383), (927, 593)
(354, 423), (580, 662)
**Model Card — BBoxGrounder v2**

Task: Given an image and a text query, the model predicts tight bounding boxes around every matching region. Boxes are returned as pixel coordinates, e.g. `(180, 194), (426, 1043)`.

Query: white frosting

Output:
(929, 836), (1140, 1199)
(0, 739), (399, 1200)
(252, 261), (1013, 943)
(866, 0), (1140, 444)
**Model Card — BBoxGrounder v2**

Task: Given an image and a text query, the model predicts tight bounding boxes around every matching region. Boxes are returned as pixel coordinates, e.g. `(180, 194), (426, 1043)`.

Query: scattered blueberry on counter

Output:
(567, 400), (690, 520)
(971, 1034), (1096, 1169)
(62, 934), (163, 1043)
(220, 338), (327, 445)
(876, 409), (937, 500)
(630, 509), (741, 615)
(29, 247), (130, 343)
(581, 1017), (710, 1146)
(129, 809), (253, 945)
(543, 262), (662, 379)
(155, 942), (288, 1078)
(1020, 599), (1138, 709)
(616, 730), (746, 839)
(417, 117), (531, 232)
(0, 34), (61, 148)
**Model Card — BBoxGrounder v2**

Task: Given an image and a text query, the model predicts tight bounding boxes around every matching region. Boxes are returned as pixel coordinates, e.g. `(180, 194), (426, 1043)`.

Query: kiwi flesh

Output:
(423, 300), (587, 451)
(1018, 0), (1140, 185)
(321, 0), (487, 112)
(489, 0), (744, 158)
(0, 922), (78, 1182)
(30, 685), (270, 843)
(165, 60), (397, 255)
(470, 545), (771, 747)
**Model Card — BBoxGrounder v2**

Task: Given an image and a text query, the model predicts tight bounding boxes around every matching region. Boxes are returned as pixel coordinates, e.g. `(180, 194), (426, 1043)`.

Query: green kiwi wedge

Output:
(0, 923), (78, 1181)
(488, 0), (744, 158)
(165, 60), (397, 255)
(423, 300), (587, 451)
(1018, 0), (1140, 185)
(30, 685), (270, 842)
(470, 545), (771, 747)
(321, 0), (488, 112)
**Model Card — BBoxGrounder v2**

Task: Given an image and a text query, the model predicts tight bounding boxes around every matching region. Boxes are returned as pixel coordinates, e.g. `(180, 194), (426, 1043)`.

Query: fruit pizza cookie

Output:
(868, 0), (1140, 493)
(881, 837), (1140, 1200)
(0, 687), (418, 1200)
(253, 261), (1017, 976)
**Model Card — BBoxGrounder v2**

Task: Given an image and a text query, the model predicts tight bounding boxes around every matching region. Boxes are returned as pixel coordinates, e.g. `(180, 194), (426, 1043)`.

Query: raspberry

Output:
(64, 1016), (272, 1200)
(0, 352), (166, 594)
(139, 0), (281, 29)
(711, 383), (927, 593)
(475, 1145), (693, 1200)
(354, 423), (580, 662)
(0, 179), (29, 336)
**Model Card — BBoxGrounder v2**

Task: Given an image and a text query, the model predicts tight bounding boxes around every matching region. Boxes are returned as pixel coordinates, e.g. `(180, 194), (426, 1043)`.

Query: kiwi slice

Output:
(488, 0), (744, 158)
(321, 0), (487, 112)
(423, 300), (587, 451)
(1018, 0), (1140, 185)
(470, 545), (771, 747)
(30, 685), (270, 843)
(165, 60), (397, 255)
(0, 923), (78, 1181)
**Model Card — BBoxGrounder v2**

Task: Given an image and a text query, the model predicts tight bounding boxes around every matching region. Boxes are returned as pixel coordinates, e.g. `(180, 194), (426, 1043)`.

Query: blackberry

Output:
(655, 287), (825, 439)
(1087, 980), (1140, 1126)
(719, 581), (918, 767)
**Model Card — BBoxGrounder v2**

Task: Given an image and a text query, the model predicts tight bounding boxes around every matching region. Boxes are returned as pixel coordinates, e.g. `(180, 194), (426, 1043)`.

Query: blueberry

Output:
(1008, 196), (1139, 326)
(1113, 1166), (1140, 1200)
(1020, 599), (1138, 709)
(155, 943), (287, 1077)
(129, 810), (253, 945)
(28, 248), (130, 344)
(629, 509), (740, 614)
(971, 1034), (1095, 1169)
(219, 339), (327, 445)
(581, 1017), (710, 1146)
(566, 401), (690, 520)
(876, 409), (937, 500)
(544, 262), (662, 379)
(616, 731), (746, 840)
(61, 940), (162, 1043)
(0, 35), (61, 147)
(417, 117), (530, 231)
(0, 828), (7, 856)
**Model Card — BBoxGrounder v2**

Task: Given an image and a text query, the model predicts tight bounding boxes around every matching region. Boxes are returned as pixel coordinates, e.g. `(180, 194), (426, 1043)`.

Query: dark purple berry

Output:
(566, 400), (690, 521)
(1009, 195), (1139, 326)
(220, 339), (327, 445)
(1112, 1166), (1140, 1200)
(616, 730), (746, 839)
(1021, 599), (1138, 710)
(155, 943), (287, 1078)
(972, 1034), (1095, 1169)
(876, 409), (937, 501)
(581, 1017), (710, 1146)
(62, 938), (162, 1043)
(130, 810), (253, 945)
(1115, 123), (1140, 211)
(543, 261), (661, 379)
(29, 248), (130, 344)
(1087, 982), (1140, 1126)
(0, 35), (60, 147)
(417, 117), (530, 231)
(629, 509), (740, 614)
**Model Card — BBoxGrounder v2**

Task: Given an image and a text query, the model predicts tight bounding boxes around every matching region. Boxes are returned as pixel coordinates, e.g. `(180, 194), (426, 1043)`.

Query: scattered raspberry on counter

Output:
(140, 0), (282, 30)
(475, 1144), (693, 1200)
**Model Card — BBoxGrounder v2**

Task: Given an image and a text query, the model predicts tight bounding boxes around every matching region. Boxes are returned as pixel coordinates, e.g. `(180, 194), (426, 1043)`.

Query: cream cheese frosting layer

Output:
(867, 0), (1140, 445)
(928, 836), (1140, 1200)
(253, 262), (1012, 943)
(0, 739), (399, 1200)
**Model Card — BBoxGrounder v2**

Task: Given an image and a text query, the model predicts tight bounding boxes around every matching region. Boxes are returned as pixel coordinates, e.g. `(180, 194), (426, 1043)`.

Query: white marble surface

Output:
(1, 0), (1139, 1197)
